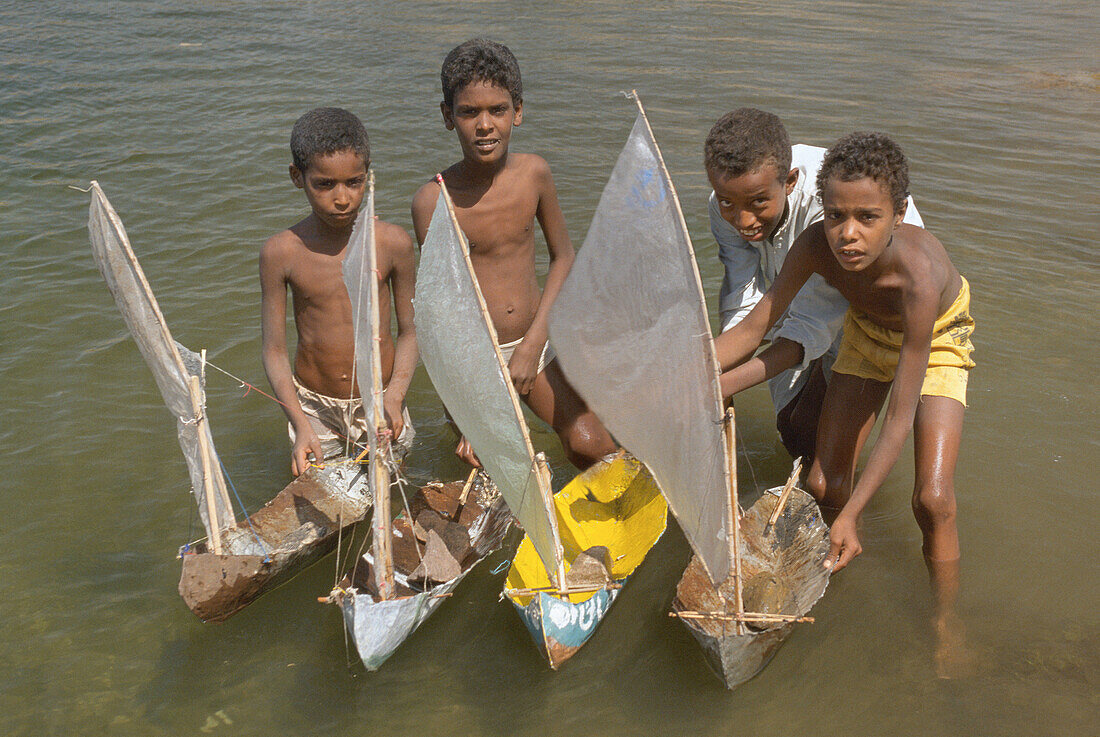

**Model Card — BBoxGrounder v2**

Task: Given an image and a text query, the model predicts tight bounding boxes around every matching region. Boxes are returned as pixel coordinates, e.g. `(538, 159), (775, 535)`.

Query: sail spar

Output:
(87, 181), (235, 541)
(414, 184), (560, 577)
(548, 99), (732, 585)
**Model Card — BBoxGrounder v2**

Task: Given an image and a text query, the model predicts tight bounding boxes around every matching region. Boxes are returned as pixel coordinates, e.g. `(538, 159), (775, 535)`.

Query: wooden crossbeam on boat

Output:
(503, 581), (624, 598)
(670, 610), (815, 624)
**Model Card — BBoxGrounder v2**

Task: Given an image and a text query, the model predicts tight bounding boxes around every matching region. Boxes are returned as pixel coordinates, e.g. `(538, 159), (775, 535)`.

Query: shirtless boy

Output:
(716, 133), (975, 673)
(411, 39), (616, 471)
(261, 107), (417, 475)
(705, 108), (922, 461)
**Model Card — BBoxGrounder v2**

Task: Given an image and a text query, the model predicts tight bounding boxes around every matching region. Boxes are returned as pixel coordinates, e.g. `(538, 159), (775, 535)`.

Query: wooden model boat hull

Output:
(337, 480), (513, 671)
(179, 460), (370, 622)
(505, 454), (668, 669)
(673, 486), (830, 689)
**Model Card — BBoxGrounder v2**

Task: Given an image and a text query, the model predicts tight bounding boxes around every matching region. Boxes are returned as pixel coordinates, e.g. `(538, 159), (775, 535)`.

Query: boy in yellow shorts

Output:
(715, 132), (974, 674)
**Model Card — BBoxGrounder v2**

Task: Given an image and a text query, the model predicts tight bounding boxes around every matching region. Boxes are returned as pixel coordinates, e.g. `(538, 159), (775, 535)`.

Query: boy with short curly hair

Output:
(261, 107), (417, 475)
(716, 131), (975, 673)
(412, 39), (616, 471)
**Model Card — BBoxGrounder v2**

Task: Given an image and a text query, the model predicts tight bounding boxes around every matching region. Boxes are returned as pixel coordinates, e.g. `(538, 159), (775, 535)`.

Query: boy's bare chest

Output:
(452, 187), (538, 256)
(821, 261), (905, 324)
(288, 251), (351, 307)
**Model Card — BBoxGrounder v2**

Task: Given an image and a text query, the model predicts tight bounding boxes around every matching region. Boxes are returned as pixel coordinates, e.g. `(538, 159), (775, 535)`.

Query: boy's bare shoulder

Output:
(411, 177), (443, 221)
(376, 219), (414, 253)
(511, 152), (553, 182)
(260, 218), (311, 270)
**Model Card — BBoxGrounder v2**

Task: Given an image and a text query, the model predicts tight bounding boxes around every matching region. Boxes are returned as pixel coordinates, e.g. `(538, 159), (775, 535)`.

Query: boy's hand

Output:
(383, 395), (405, 441)
(823, 511), (862, 572)
(455, 435), (482, 468)
(291, 429), (324, 477)
(508, 338), (543, 396)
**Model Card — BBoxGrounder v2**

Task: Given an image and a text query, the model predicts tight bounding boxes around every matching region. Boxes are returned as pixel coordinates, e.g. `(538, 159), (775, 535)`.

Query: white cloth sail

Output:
(414, 188), (559, 576)
(341, 179), (383, 453)
(87, 181), (234, 540)
(549, 109), (732, 585)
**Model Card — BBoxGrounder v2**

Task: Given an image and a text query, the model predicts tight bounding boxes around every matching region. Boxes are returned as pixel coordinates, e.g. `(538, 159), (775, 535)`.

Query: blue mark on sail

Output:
(628, 166), (666, 211)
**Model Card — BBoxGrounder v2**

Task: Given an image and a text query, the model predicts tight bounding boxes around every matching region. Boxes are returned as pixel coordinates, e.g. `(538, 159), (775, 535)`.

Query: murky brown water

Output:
(3, 1), (1098, 734)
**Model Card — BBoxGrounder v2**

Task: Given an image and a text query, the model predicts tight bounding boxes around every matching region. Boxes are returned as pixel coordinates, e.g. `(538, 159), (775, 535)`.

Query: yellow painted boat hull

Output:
(504, 453), (668, 668)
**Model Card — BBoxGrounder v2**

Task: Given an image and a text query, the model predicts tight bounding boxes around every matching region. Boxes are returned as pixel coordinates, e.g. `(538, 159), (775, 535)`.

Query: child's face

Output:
(821, 176), (906, 271)
(290, 149), (368, 229)
(441, 81), (523, 166)
(708, 162), (798, 242)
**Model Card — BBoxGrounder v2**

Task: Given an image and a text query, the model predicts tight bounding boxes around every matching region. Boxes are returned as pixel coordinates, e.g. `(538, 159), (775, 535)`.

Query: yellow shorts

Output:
(832, 277), (975, 406)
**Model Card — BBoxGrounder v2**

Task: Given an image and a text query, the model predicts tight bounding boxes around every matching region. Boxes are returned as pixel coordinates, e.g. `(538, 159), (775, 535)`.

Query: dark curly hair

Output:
(817, 132), (910, 213)
(441, 39), (522, 109)
(704, 108), (791, 181)
(290, 107), (370, 173)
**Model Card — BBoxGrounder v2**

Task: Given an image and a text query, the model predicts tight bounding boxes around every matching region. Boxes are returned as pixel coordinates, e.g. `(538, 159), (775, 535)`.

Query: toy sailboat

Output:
(414, 178), (668, 669)
(326, 175), (511, 671)
(87, 181), (370, 622)
(549, 93), (831, 688)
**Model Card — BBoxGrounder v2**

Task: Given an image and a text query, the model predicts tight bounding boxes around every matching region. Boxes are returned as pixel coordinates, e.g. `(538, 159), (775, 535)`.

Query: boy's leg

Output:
(912, 394), (971, 677)
(806, 372), (890, 509)
(911, 395), (964, 561)
(775, 358), (829, 463)
(522, 360), (617, 471)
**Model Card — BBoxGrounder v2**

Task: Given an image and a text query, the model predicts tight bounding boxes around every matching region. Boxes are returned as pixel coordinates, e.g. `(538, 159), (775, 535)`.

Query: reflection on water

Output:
(2, 1), (1098, 735)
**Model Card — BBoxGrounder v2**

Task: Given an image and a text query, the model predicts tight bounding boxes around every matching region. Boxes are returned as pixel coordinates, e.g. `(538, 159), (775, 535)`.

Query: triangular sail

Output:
(341, 176), (394, 597)
(414, 184), (560, 576)
(87, 181), (235, 541)
(341, 175), (385, 448)
(548, 99), (732, 585)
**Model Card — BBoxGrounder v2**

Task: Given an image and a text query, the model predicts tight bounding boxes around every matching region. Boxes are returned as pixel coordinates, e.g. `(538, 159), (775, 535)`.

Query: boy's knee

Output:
(806, 466), (842, 502)
(560, 419), (615, 471)
(913, 483), (957, 528)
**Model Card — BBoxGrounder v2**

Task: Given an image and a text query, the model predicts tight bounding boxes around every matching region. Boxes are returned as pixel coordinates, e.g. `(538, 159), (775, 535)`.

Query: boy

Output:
(411, 39), (616, 471)
(261, 107), (417, 475)
(705, 109), (923, 461)
(716, 133), (975, 673)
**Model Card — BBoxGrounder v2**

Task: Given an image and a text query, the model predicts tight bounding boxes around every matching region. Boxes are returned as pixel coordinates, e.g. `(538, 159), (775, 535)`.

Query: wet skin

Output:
(261, 150), (417, 474)
(411, 81), (616, 470)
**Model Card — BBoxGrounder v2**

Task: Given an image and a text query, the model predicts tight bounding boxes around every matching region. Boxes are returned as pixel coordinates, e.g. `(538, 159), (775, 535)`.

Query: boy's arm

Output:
(715, 232), (817, 396)
(826, 281), (938, 572)
(509, 158), (575, 395)
(382, 226), (418, 439)
(259, 237), (323, 475)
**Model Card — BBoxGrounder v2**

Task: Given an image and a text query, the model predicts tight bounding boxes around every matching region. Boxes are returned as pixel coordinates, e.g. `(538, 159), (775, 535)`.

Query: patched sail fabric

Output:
(549, 112), (731, 585)
(414, 188), (558, 575)
(341, 180), (383, 453)
(87, 182), (234, 539)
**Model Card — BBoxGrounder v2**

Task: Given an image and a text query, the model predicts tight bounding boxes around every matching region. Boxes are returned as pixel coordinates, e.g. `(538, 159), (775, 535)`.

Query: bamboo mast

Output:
(723, 407), (745, 635)
(189, 373), (223, 555)
(364, 174), (395, 600)
(437, 176), (567, 591)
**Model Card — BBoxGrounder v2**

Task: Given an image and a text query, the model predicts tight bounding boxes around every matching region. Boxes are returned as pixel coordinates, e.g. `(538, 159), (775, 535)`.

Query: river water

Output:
(3, 1), (1097, 735)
